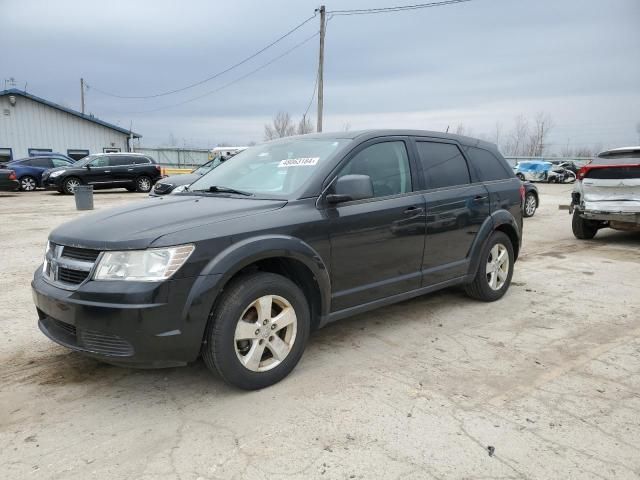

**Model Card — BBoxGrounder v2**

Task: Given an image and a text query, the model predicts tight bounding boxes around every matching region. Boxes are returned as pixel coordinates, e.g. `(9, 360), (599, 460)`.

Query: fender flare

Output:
(467, 210), (521, 277)
(188, 235), (332, 321)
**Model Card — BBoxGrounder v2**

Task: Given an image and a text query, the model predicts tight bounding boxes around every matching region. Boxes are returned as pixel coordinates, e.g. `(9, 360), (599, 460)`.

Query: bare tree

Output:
(297, 115), (315, 135)
(454, 124), (473, 137)
(504, 115), (529, 156)
(342, 121), (352, 132)
(493, 121), (503, 150)
(264, 111), (296, 141)
(524, 112), (554, 156)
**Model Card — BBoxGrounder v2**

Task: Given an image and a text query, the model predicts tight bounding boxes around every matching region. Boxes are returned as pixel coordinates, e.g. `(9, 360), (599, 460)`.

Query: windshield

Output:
(187, 138), (348, 198)
(193, 158), (221, 175)
(74, 154), (101, 167)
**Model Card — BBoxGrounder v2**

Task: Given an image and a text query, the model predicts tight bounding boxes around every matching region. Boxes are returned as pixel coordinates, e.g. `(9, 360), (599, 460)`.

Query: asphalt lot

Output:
(1, 185), (639, 479)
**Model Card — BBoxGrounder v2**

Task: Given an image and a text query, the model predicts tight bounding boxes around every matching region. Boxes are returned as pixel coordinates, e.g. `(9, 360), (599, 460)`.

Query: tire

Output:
(464, 231), (514, 302)
(202, 272), (311, 390)
(523, 192), (537, 217)
(572, 210), (598, 239)
(19, 175), (37, 191)
(135, 176), (152, 193)
(516, 173), (525, 181)
(62, 177), (82, 195)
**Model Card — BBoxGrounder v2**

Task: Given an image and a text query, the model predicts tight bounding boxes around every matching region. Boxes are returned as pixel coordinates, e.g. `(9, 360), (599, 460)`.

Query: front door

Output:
(85, 156), (111, 184)
(414, 140), (490, 285)
(327, 139), (426, 312)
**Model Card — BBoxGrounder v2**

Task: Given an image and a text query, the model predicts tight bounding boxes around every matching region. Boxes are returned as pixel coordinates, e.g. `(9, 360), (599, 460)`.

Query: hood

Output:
(157, 173), (201, 187)
(50, 195), (287, 250)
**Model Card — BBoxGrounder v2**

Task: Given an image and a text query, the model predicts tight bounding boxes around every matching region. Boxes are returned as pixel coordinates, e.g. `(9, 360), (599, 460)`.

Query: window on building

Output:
(466, 147), (512, 181)
(0, 148), (12, 164)
(338, 141), (412, 198)
(416, 141), (470, 189)
(28, 148), (52, 156)
(67, 149), (90, 161)
(103, 147), (121, 153)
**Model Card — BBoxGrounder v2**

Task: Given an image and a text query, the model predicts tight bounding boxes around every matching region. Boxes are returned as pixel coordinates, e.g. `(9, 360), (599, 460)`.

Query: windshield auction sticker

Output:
(278, 157), (320, 168)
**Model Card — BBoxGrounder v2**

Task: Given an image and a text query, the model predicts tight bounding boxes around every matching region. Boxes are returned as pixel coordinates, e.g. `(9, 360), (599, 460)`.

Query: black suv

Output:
(33, 130), (523, 389)
(42, 153), (161, 194)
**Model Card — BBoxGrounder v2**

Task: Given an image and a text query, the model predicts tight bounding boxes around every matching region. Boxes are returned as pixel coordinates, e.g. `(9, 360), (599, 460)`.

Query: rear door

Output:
(108, 156), (135, 185)
(413, 139), (490, 285)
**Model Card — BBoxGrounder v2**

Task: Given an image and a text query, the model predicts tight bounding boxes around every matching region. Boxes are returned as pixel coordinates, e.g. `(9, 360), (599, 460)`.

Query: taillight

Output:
(576, 166), (588, 181)
(8, 171), (16, 180)
(519, 184), (525, 202)
(155, 165), (161, 171)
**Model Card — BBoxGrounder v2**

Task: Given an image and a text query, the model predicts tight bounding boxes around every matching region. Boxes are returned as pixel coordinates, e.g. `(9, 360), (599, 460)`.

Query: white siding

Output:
(0, 95), (130, 160)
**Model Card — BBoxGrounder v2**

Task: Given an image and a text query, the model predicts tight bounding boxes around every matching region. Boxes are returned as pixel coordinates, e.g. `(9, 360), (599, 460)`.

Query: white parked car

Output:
(570, 146), (640, 239)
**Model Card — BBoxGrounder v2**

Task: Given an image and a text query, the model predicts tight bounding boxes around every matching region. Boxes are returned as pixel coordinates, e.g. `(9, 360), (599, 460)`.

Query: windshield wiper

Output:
(192, 186), (253, 196)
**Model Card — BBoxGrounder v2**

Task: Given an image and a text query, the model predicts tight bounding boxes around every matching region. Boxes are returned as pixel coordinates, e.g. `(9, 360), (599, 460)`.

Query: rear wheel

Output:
(523, 192), (538, 217)
(62, 177), (81, 195)
(202, 272), (310, 390)
(19, 175), (37, 191)
(572, 210), (598, 239)
(135, 175), (152, 193)
(465, 231), (514, 302)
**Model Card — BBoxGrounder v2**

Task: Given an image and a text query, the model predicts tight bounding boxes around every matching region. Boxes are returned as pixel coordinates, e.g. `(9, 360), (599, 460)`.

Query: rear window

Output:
(467, 147), (512, 181)
(592, 156), (640, 165)
(109, 157), (133, 166)
(416, 141), (470, 189)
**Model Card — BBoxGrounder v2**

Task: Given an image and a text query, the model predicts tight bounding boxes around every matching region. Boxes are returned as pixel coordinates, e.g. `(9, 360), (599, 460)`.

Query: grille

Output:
(154, 183), (172, 193)
(78, 329), (134, 356)
(51, 318), (77, 337)
(58, 267), (90, 284)
(61, 246), (101, 262)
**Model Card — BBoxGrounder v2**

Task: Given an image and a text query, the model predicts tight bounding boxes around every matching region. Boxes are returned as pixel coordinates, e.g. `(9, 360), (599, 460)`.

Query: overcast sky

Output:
(2, 0), (639, 151)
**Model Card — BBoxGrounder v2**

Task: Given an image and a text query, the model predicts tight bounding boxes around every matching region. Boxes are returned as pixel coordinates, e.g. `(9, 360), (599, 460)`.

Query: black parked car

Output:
(150, 157), (227, 196)
(42, 153), (161, 194)
(33, 130), (523, 389)
(0, 169), (20, 191)
(522, 181), (539, 217)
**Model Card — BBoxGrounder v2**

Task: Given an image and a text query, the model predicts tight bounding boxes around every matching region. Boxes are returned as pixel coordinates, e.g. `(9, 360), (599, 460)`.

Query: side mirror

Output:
(326, 174), (373, 204)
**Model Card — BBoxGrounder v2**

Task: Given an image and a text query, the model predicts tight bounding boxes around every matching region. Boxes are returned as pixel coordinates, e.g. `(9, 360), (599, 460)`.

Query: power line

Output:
(328, 0), (474, 16)
(114, 31), (319, 114)
(87, 13), (317, 99)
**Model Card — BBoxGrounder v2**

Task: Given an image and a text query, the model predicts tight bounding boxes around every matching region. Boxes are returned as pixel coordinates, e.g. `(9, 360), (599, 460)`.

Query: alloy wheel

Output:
(234, 295), (297, 372)
(138, 177), (151, 192)
(21, 177), (36, 191)
(486, 243), (509, 291)
(65, 178), (80, 194)
(525, 195), (537, 216)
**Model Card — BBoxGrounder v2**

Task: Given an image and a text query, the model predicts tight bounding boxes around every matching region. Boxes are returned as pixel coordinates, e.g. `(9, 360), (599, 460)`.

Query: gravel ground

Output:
(1, 185), (639, 479)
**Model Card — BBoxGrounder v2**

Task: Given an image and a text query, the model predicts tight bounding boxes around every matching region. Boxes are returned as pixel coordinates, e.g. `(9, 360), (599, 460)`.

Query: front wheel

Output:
(465, 231), (514, 302)
(62, 177), (81, 195)
(202, 272), (310, 390)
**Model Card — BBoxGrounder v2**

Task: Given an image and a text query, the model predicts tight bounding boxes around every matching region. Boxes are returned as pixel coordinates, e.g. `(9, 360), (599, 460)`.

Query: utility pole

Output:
(80, 78), (85, 114)
(316, 5), (326, 132)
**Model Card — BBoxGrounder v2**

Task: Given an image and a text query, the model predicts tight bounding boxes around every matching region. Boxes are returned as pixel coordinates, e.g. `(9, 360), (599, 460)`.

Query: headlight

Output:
(43, 241), (51, 272)
(50, 170), (65, 178)
(171, 185), (188, 194)
(93, 244), (195, 281)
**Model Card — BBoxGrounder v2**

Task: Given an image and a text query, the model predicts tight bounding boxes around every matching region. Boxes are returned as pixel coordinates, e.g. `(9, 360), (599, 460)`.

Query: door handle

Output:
(473, 195), (487, 202)
(127, 168), (134, 171)
(104, 170), (111, 173)
(403, 206), (423, 214)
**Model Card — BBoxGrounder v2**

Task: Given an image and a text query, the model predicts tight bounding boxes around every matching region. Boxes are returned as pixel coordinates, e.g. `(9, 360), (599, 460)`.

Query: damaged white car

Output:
(570, 146), (640, 239)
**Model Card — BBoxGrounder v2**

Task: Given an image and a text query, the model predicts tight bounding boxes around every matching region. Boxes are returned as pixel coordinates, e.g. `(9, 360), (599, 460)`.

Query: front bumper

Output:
(42, 175), (63, 190)
(32, 267), (221, 367)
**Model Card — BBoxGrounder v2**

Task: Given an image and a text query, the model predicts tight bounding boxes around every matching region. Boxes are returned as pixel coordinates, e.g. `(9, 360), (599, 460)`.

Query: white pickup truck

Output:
(570, 146), (640, 239)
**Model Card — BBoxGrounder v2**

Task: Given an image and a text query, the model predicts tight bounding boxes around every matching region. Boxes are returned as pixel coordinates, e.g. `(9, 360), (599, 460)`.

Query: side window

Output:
(133, 157), (151, 165)
(90, 156), (109, 168)
(30, 158), (54, 168)
(52, 158), (72, 168)
(416, 141), (470, 189)
(109, 156), (131, 166)
(338, 141), (411, 198)
(467, 147), (512, 181)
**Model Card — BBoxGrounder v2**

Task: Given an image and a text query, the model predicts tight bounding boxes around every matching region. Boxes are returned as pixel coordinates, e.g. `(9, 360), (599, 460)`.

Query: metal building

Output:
(0, 88), (141, 163)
